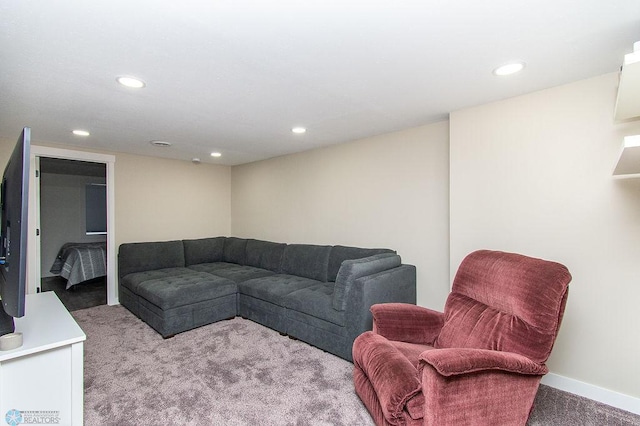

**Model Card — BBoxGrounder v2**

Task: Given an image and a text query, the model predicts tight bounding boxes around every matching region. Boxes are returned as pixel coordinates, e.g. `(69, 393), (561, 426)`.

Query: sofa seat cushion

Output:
(239, 274), (320, 305)
(136, 272), (237, 310)
(284, 283), (345, 327)
(188, 262), (237, 274)
(121, 267), (195, 293)
(203, 264), (275, 283)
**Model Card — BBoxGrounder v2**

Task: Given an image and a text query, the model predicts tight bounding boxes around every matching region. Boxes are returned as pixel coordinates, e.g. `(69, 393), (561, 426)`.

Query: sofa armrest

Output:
(344, 265), (416, 352)
(372, 303), (444, 345)
(333, 253), (401, 311)
(418, 347), (548, 377)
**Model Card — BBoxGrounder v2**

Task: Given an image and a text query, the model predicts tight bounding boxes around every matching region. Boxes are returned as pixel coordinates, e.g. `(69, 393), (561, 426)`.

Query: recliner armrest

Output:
(418, 347), (548, 377)
(353, 331), (422, 425)
(371, 303), (444, 345)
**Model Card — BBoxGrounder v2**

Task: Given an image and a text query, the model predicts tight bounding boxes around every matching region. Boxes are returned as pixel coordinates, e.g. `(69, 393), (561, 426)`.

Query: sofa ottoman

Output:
(135, 272), (238, 337)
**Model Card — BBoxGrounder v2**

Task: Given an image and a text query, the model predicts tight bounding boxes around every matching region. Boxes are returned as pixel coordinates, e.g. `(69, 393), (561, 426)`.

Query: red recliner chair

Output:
(352, 250), (572, 426)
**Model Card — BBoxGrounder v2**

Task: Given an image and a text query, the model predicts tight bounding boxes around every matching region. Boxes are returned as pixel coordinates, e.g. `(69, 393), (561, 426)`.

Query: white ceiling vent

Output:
(150, 140), (172, 147)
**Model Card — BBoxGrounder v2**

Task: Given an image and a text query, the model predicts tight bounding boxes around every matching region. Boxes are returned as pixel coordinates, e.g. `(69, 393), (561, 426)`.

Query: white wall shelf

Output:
(614, 41), (640, 121)
(613, 135), (640, 178)
(613, 41), (640, 178)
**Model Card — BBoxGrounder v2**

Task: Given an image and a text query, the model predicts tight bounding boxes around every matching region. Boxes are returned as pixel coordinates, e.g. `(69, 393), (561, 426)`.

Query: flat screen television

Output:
(0, 127), (31, 334)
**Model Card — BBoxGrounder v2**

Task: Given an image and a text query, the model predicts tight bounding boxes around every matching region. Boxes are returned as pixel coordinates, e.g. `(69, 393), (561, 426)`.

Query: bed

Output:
(50, 242), (107, 289)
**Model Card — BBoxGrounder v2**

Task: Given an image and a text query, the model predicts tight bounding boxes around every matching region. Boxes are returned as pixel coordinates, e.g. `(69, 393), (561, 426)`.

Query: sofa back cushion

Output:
(245, 239), (286, 272)
(183, 237), (225, 266)
(280, 244), (331, 282)
(223, 237), (248, 265)
(327, 245), (396, 282)
(332, 253), (401, 311)
(118, 240), (185, 278)
(435, 250), (571, 364)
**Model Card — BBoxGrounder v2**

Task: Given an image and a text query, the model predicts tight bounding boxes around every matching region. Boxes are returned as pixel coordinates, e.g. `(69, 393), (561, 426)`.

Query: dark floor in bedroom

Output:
(41, 276), (107, 311)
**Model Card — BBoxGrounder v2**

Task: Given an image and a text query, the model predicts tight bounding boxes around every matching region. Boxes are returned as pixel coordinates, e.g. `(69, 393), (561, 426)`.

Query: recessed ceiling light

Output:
(150, 140), (171, 147)
(493, 62), (526, 76)
(116, 76), (146, 88)
(210, 152), (222, 158)
(292, 127), (307, 134)
(72, 129), (90, 136)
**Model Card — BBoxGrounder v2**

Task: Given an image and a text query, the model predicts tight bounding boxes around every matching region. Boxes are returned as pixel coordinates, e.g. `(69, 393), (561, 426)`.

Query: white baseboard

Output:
(541, 373), (640, 416)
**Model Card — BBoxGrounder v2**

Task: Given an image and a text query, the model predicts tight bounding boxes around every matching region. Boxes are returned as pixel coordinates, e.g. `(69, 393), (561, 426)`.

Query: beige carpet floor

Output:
(72, 304), (640, 426)
(74, 305), (371, 425)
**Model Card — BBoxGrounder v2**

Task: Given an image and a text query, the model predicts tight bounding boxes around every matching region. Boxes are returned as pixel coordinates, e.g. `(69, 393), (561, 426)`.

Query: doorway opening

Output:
(39, 158), (107, 311)
(28, 146), (116, 308)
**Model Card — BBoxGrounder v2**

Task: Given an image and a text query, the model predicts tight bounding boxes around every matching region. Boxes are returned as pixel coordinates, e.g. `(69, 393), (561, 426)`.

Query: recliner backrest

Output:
(435, 250), (571, 364)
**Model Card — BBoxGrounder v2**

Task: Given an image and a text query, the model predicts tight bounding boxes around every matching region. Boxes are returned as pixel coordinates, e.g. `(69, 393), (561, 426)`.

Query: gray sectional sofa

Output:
(118, 237), (416, 360)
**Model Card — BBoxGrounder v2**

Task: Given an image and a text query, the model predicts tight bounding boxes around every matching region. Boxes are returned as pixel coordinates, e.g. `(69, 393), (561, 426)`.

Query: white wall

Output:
(231, 122), (451, 309)
(114, 152), (231, 245)
(0, 139), (14, 168)
(40, 172), (107, 277)
(450, 72), (640, 399)
(0, 140), (233, 254)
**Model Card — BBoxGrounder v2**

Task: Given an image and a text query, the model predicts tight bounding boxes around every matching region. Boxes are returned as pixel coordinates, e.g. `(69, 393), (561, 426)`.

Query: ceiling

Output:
(1, 1), (639, 166)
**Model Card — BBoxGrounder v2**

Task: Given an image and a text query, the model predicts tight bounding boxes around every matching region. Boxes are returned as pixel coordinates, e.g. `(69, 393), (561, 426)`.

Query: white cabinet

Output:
(0, 292), (85, 425)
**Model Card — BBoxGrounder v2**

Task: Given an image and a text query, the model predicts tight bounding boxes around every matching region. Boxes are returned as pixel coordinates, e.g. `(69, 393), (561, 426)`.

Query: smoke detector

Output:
(150, 140), (172, 147)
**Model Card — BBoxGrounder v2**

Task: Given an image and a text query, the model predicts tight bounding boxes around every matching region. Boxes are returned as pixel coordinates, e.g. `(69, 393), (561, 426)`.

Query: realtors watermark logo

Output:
(4, 410), (60, 425)
(4, 410), (22, 426)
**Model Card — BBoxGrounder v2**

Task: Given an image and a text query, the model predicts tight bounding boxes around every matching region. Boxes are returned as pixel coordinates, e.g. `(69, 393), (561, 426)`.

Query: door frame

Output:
(28, 146), (117, 305)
